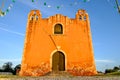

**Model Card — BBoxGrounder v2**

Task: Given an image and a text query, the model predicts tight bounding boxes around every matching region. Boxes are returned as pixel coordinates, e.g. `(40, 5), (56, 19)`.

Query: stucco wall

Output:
(20, 9), (97, 76)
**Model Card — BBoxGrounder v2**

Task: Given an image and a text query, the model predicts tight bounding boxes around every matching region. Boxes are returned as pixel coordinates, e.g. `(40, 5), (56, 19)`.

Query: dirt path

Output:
(0, 76), (120, 80)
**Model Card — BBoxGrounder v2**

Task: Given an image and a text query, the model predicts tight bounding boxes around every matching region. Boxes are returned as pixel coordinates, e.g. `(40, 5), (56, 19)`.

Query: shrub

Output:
(12, 64), (21, 75)
(105, 69), (115, 74)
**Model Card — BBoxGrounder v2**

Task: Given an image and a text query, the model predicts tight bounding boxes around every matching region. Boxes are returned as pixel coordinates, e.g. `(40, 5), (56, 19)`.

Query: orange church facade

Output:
(20, 9), (97, 76)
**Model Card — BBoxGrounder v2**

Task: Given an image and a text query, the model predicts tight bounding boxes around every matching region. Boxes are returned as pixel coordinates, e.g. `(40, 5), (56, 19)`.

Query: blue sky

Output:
(0, 0), (120, 72)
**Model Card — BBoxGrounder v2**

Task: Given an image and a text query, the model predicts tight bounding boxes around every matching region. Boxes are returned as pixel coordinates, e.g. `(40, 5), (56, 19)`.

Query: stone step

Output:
(46, 71), (72, 76)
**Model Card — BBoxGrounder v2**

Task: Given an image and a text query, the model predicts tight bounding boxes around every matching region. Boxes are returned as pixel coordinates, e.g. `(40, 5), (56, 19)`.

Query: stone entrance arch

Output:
(52, 51), (65, 71)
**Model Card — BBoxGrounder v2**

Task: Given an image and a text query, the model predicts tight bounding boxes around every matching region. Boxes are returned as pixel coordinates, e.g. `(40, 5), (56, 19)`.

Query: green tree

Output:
(105, 69), (114, 74)
(2, 62), (13, 72)
(113, 66), (120, 71)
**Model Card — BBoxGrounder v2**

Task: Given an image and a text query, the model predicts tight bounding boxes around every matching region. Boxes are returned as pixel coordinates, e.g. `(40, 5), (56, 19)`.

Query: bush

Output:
(0, 69), (3, 72)
(12, 64), (21, 75)
(105, 69), (115, 74)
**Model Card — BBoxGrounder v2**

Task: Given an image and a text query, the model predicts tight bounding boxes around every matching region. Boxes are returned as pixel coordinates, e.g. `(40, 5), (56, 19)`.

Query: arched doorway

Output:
(52, 51), (65, 71)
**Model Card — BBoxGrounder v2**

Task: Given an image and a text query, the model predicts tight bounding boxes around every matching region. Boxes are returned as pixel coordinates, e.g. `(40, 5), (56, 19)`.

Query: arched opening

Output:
(84, 16), (87, 20)
(52, 51), (65, 71)
(79, 15), (82, 20)
(54, 24), (63, 34)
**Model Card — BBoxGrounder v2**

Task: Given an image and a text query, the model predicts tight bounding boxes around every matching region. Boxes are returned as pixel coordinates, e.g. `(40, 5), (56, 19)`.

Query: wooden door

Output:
(52, 51), (65, 71)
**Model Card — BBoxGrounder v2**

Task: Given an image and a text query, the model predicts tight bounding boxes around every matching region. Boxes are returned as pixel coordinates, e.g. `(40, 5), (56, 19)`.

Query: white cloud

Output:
(0, 59), (21, 62)
(0, 22), (24, 36)
(0, 27), (24, 36)
(95, 59), (114, 63)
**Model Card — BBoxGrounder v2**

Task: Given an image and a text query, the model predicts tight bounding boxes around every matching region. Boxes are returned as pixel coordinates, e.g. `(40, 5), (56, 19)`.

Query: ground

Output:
(0, 72), (120, 80)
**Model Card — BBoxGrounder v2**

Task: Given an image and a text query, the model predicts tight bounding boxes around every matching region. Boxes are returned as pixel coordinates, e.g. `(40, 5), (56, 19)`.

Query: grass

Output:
(0, 75), (20, 78)
(105, 72), (120, 75)
(95, 71), (120, 77)
(0, 72), (120, 78)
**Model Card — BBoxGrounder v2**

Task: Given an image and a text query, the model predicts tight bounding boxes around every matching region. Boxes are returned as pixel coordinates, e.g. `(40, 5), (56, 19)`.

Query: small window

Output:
(30, 16), (34, 20)
(54, 24), (63, 34)
(79, 15), (82, 20)
(36, 15), (38, 20)
(84, 16), (86, 20)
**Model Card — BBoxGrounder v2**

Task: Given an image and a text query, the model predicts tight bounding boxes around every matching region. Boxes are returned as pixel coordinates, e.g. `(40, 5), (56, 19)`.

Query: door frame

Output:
(50, 50), (67, 71)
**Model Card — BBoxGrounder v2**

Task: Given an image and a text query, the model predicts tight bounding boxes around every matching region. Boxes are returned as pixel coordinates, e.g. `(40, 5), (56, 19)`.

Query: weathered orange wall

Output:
(20, 9), (97, 76)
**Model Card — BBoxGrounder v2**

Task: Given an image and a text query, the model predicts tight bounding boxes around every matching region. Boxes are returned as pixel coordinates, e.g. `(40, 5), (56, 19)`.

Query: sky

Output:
(0, 0), (120, 72)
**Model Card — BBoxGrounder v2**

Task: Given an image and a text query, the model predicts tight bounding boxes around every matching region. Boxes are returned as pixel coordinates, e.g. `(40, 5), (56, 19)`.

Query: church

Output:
(20, 9), (97, 76)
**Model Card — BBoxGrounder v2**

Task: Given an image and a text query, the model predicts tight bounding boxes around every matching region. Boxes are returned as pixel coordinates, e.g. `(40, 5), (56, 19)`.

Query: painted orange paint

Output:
(19, 9), (97, 76)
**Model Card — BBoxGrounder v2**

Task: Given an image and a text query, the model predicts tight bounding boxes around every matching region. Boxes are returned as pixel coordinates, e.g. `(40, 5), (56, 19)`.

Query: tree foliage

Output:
(105, 65), (120, 74)
(113, 66), (119, 71)
(2, 62), (13, 72)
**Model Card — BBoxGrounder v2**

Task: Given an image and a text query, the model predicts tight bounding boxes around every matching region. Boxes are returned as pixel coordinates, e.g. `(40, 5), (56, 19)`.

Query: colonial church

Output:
(20, 9), (97, 76)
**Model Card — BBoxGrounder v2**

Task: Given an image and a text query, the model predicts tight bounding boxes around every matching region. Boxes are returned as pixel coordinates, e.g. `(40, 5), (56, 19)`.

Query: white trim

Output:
(50, 49), (67, 71)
